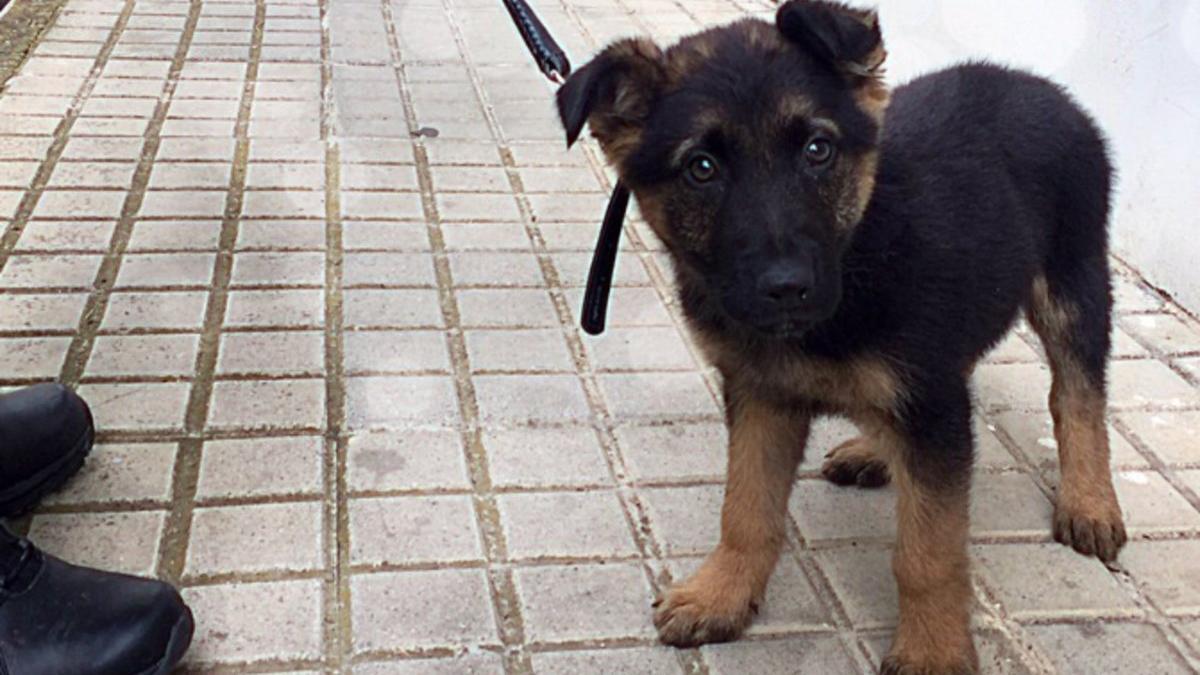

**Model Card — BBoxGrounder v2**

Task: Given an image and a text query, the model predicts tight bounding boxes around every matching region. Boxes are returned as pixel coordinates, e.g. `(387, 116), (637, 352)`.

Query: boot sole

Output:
(136, 606), (196, 675)
(0, 398), (94, 517)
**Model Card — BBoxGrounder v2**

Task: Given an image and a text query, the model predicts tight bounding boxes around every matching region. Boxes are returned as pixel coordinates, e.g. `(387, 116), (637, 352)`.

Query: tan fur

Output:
(587, 38), (666, 167)
(654, 395), (809, 646)
(885, 440), (978, 674)
(1026, 275), (1126, 561)
(822, 433), (891, 486)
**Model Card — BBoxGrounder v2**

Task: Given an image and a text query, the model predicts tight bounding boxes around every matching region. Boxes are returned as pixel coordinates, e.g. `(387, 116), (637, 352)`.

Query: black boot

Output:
(0, 525), (194, 675)
(0, 383), (94, 516)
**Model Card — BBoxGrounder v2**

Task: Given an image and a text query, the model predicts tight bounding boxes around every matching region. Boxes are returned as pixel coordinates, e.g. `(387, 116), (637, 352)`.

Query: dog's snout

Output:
(757, 262), (814, 307)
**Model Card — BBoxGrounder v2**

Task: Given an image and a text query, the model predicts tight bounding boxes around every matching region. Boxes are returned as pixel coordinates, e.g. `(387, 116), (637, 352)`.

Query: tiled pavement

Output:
(1, 0), (1200, 673)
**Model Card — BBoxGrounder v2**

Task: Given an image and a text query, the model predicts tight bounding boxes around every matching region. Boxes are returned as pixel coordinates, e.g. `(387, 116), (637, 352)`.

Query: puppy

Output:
(556, 1), (1125, 672)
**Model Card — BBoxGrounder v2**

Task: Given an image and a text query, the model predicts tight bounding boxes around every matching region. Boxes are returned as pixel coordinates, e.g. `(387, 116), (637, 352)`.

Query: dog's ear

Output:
(556, 38), (666, 153)
(776, 1), (885, 77)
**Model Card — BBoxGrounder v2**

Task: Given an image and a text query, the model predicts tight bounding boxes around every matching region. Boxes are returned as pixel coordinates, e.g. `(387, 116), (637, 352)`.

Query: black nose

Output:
(758, 263), (814, 307)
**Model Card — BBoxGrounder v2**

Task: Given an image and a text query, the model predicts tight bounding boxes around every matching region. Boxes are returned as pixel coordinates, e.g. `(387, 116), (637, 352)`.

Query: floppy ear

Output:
(556, 37), (666, 156)
(776, 1), (886, 77)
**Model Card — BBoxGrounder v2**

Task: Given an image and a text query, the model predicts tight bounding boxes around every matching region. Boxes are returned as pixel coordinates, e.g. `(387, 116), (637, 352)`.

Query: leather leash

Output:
(501, 0), (631, 335)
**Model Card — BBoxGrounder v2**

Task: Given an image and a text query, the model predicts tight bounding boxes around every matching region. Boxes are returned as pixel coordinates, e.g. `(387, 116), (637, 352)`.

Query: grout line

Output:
(154, 0), (264, 584)
(381, 2), (533, 673)
(317, 0), (352, 670)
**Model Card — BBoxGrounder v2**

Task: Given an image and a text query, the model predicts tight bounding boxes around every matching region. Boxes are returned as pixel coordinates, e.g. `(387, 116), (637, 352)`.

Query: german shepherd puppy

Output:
(557, 1), (1125, 672)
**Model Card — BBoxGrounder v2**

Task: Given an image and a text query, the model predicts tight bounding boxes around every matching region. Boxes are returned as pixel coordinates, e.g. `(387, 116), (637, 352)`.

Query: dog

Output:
(556, 1), (1125, 672)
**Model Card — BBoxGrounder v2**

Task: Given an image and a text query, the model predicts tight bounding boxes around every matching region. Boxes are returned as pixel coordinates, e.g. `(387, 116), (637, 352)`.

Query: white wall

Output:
(875, 0), (1200, 314)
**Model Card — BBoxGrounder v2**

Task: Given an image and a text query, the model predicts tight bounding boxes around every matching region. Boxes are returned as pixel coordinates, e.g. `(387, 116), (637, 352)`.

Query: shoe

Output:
(0, 383), (94, 516)
(0, 526), (194, 675)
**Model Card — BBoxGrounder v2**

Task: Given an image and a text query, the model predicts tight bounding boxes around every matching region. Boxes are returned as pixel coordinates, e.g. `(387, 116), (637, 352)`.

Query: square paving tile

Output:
(514, 563), (657, 644)
(346, 375), (460, 430)
(472, 374), (591, 425)
(28, 511), (165, 576)
(183, 579), (324, 666)
(87, 333), (199, 377)
(186, 501), (324, 576)
(498, 490), (636, 560)
(208, 378), (326, 431)
(350, 495), (482, 566)
(197, 436), (324, 500)
(1028, 622), (1192, 675)
(351, 569), (499, 653)
(347, 430), (470, 492)
(972, 543), (1139, 619)
(44, 442), (176, 506)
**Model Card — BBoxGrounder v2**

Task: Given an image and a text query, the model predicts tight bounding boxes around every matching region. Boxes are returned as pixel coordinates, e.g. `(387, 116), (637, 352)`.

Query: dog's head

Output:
(558, 0), (888, 338)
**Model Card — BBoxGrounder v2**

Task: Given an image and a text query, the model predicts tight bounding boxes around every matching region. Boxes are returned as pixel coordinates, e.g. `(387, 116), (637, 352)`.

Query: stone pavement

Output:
(1, 0), (1200, 673)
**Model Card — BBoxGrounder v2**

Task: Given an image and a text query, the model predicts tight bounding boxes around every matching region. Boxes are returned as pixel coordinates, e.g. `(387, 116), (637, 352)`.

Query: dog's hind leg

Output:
(1026, 265), (1126, 562)
(822, 434), (890, 488)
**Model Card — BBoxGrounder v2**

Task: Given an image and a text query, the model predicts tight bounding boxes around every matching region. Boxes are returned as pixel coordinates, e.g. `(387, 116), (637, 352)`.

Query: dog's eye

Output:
(687, 154), (719, 184)
(804, 138), (835, 166)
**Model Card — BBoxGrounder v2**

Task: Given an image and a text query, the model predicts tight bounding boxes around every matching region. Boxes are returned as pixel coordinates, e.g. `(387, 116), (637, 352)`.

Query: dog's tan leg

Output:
(883, 433), (978, 675)
(653, 390), (809, 647)
(1027, 275), (1126, 562)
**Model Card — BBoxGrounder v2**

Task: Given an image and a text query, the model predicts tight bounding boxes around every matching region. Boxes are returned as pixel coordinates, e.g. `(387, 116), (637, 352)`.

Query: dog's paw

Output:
(880, 654), (977, 675)
(822, 436), (890, 488)
(1053, 493), (1127, 562)
(653, 573), (756, 647)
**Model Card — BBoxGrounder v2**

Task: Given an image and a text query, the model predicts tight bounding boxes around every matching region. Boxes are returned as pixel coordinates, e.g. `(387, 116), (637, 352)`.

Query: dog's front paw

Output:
(1053, 490), (1127, 562)
(880, 653), (977, 675)
(653, 566), (756, 647)
(822, 436), (890, 488)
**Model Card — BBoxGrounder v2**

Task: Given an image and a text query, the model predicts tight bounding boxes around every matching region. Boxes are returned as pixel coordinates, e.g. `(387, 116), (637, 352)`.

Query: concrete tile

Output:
(449, 252), (543, 287)
(217, 330), (324, 376)
(598, 372), (721, 420)
(351, 569), (498, 652)
(616, 422), (727, 483)
(1121, 540), (1200, 614)
(186, 501), (324, 576)
(237, 220), (326, 250)
(197, 436), (324, 500)
(551, 251), (652, 287)
(472, 374), (591, 425)
(1028, 622), (1192, 675)
(515, 563), (656, 643)
(32, 189), (127, 218)
(339, 164), (419, 191)
(815, 546), (898, 628)
(436, 193), (520, 221)
(640, 485), (723, 556)
(128, 220), (221, 251)
(789, 478), (896, 543)
(231, 251), (326, 286)
(345, 375), (460, 430)
(28, 511), (165, 576)
(498, 491), (636, 560)
(115, 252), (216, 287)
(483, 427), (612, 489)
(183, 580), (324, 665)
(428, 166), (508, 192)
(973, 362), (1052, 411)
(583, 326), (696, 371)
(970, 472), (1053, 537)
(348, 430), (470, 492)
(343, 221), (430, 251)
(350, 495), (482, 565)
(225, 289), (324, 328)
(1111, 470), (1200, 533)
(441, 222), (531, 250)
(862, 629), (1036, 674)
(1121, 313), (1200, 355)
(148, 162), (231, 189)
(531, 648), (681, 675)
(464, 328), (573, 373)
(16, 220), (116, 252)
(77, 382), (190, 432)
(703, 635), (858, 674)
(456, 288), (558, 327)
(140, 190), (227, 219)
(341, 191), (424, 220)
(0, 336), (71, 378)
(0, 254), (102, 288)
(207, 379), (326, 431)
(344, 330), (450, 375)
(1108, 359), (1200, 410)
(1116, 411), (1200, 466)
(972, 543), (1138, 619)
(0, 293), (88, 331)
(353, 654), (504, 675)
(87, 333), (199, 377)
(43, 442), (175, 506)
(344, 289), (443, 329)
(244, 163), (325, 189)
(343, 252), (435, 287)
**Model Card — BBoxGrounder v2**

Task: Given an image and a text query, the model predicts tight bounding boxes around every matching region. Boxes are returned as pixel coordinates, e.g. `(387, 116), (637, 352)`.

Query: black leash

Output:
(501, 0), (630, 335)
